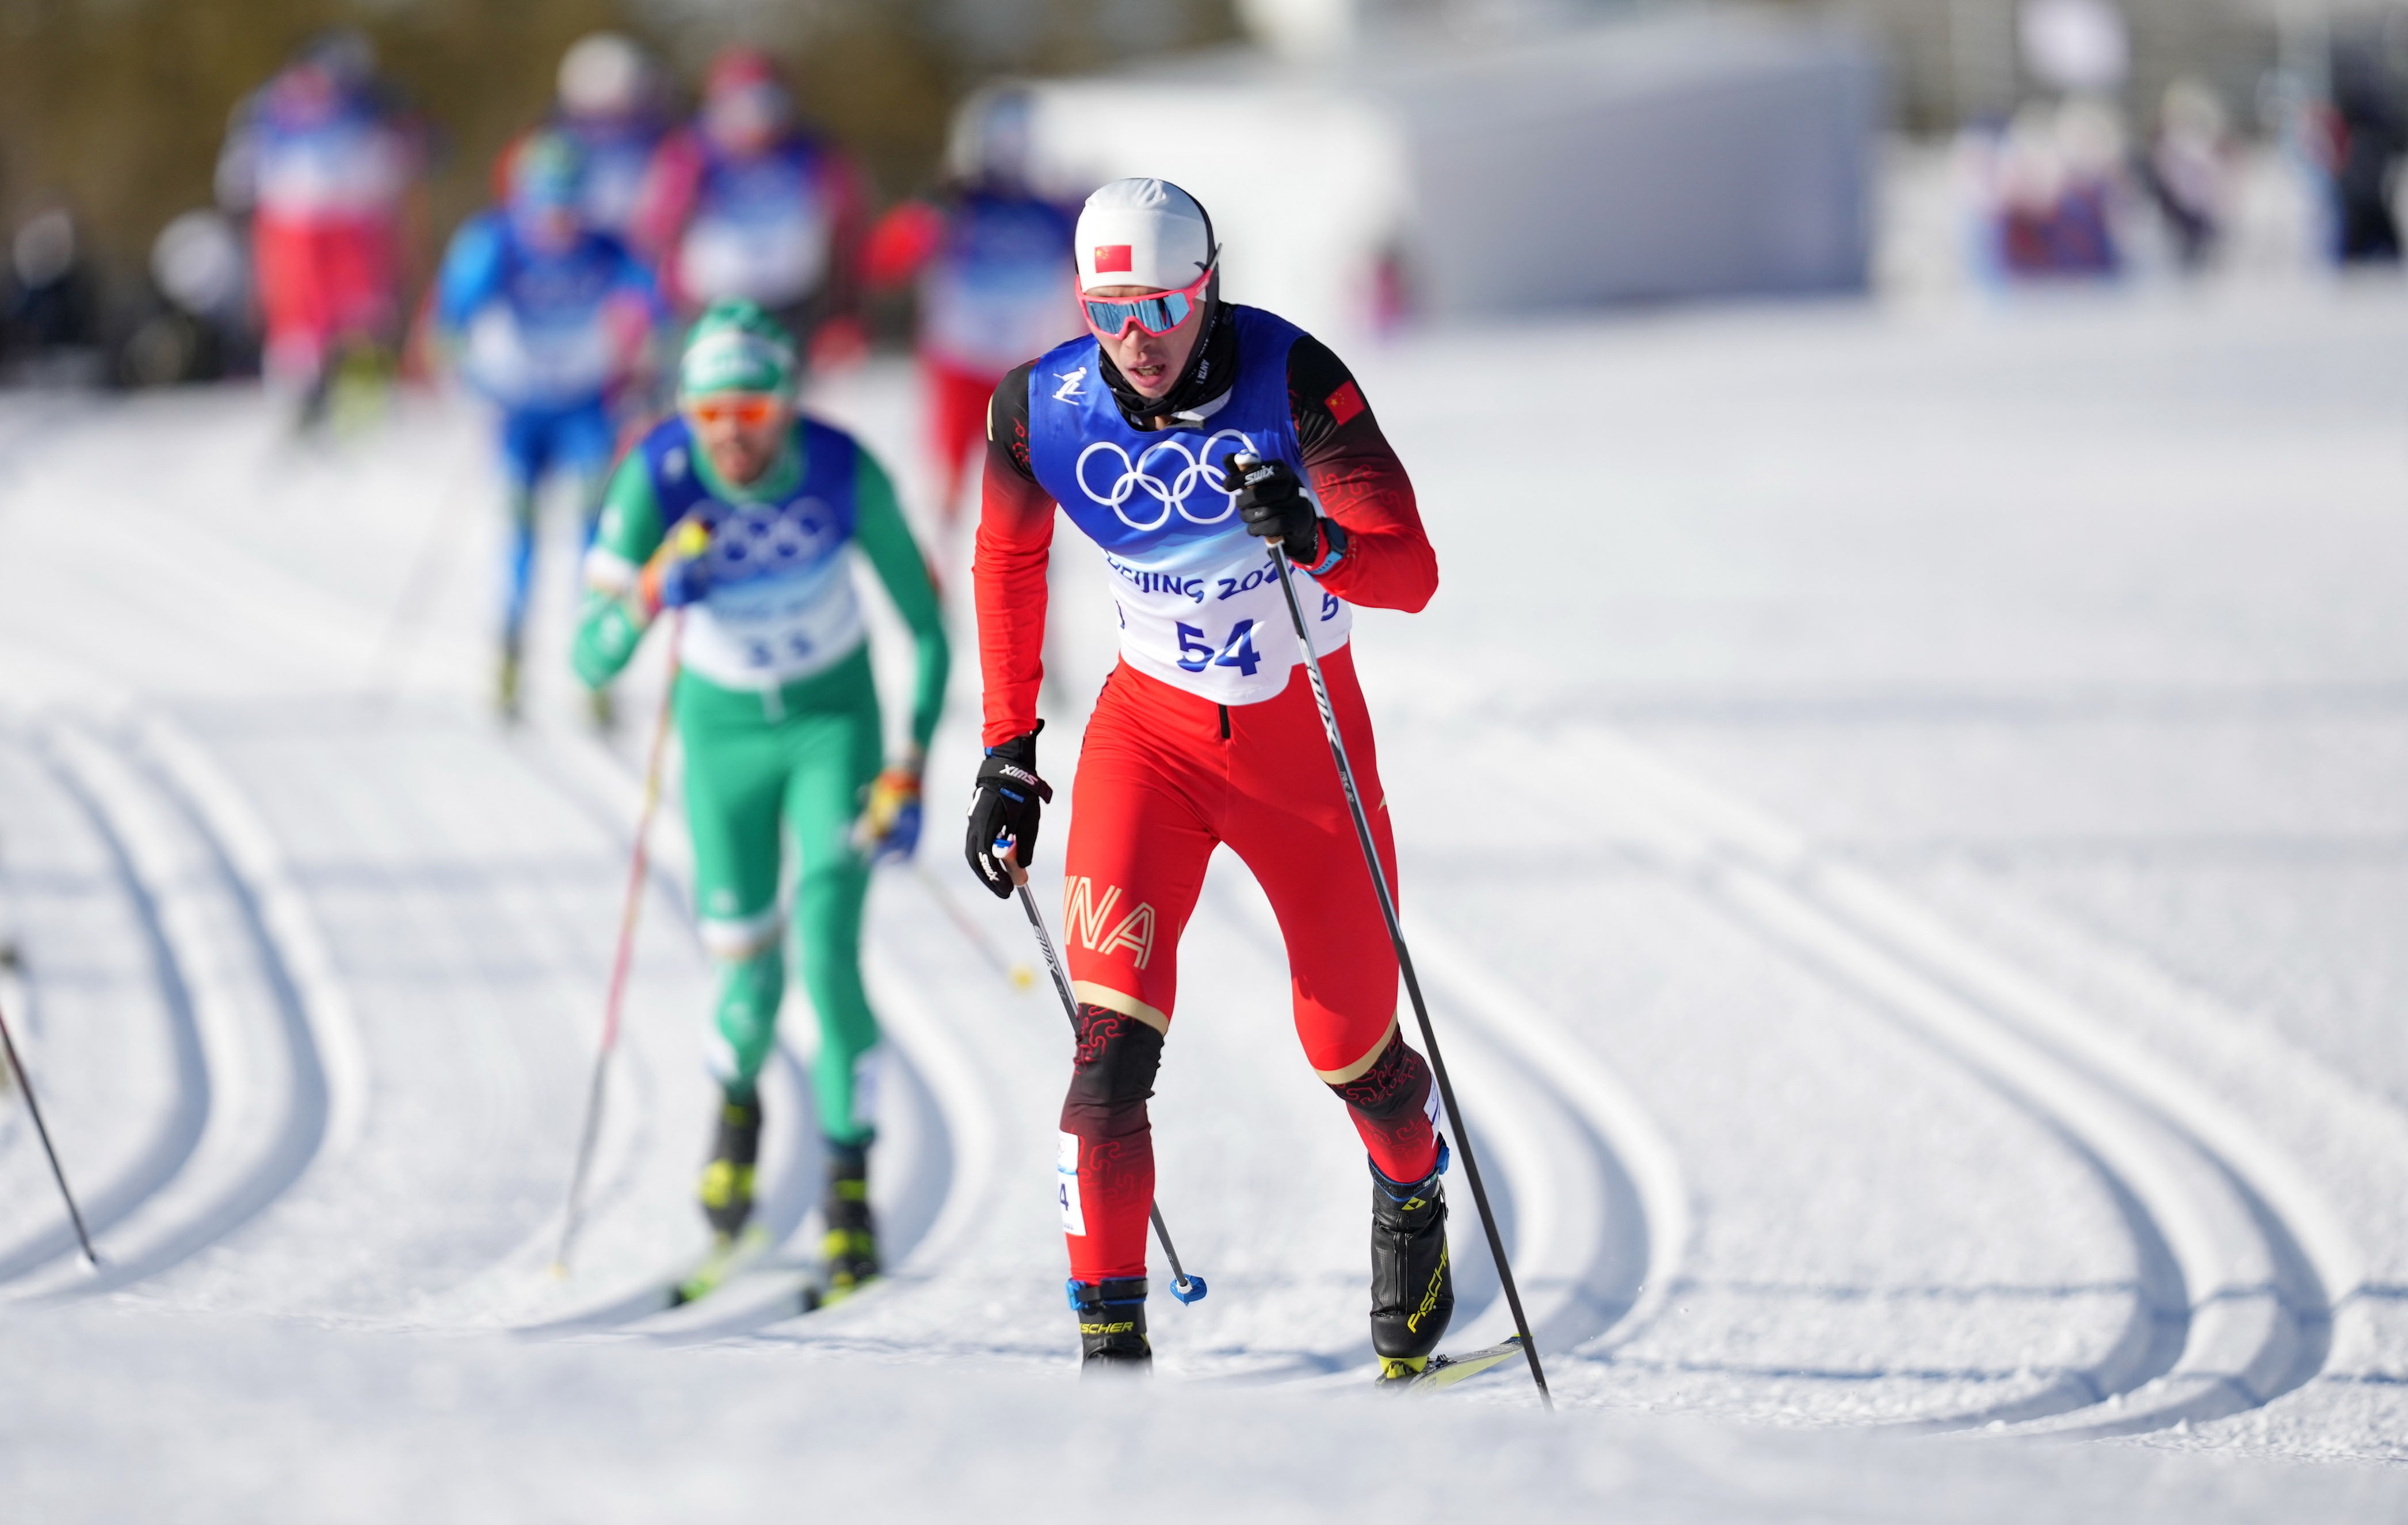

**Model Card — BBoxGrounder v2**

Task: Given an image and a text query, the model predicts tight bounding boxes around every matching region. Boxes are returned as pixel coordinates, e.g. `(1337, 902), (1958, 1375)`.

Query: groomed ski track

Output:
(3, 285), (2408, 1519)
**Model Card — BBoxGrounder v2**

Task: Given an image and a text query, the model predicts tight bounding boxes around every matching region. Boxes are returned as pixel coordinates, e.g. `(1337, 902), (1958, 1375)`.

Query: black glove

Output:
(1226, 453), (1321, 564)
(964, 724), (1053, 899)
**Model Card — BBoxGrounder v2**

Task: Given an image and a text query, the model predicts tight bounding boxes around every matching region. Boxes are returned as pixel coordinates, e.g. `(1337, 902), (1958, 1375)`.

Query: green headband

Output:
(680, 328), (796, 398)
(678, 302), (799, 398)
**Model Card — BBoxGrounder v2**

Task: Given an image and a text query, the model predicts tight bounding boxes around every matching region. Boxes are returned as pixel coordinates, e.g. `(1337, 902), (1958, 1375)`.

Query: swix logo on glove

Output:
(991, 761), (1044, 794)
(1093, 244), (1133, 273)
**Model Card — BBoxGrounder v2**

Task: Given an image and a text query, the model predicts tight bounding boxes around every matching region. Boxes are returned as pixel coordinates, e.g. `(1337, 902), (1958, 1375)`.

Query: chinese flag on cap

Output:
(1094, 244), (1134, 274)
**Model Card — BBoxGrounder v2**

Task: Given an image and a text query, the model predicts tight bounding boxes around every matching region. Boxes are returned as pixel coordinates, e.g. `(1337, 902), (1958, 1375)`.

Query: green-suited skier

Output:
(573, 299), (948, 1298)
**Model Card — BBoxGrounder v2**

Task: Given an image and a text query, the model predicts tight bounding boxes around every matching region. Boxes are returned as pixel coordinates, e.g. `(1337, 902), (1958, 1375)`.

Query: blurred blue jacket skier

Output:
(434, 129), (665, 718)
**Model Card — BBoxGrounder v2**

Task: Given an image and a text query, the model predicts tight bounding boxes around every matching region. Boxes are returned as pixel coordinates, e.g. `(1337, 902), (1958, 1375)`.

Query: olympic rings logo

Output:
(1074, 429), (1257, 532)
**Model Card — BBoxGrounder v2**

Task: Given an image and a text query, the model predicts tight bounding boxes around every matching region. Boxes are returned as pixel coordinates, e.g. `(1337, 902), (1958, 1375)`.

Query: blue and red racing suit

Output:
(218, 67), (422, 376)
(976, 303), (1442, 1284)
(562, 111), (674, 257)
(864, 186), (1081, 522)
(640, 130), (865, 343)
(434, 210), (662, 643)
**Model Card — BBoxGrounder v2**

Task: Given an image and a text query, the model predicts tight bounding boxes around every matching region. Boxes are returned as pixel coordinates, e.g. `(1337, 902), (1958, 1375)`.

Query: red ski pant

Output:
(1056, 649), (1440, 1284)
(921, 353), (999, 529)
(254, 213), (399, 364)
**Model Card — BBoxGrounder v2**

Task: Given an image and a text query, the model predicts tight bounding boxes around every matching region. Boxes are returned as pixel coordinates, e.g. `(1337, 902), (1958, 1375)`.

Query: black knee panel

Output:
(1328, 1030), (1432, 1123)
(1060, 1003), (1164, 1142)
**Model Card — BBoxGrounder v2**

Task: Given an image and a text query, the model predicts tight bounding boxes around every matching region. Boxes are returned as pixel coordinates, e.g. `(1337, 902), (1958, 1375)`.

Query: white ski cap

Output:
(1074, 178), (1214, 293)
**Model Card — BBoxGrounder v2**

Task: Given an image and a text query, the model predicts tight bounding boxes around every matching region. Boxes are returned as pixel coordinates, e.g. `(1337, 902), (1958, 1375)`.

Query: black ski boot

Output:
(1071, 1277), (1150, 1374)
(697, 1092), (761, 1241)
(820, 1138), (879, 1301)
(1369, 1152), (1455, 1383)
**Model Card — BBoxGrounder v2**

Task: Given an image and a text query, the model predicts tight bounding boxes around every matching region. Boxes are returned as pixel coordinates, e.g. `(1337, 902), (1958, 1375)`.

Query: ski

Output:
(796, 1267), (880, 1315)
(1379, 1335), (1528, 1393)
(667, 1225), (772, 1307)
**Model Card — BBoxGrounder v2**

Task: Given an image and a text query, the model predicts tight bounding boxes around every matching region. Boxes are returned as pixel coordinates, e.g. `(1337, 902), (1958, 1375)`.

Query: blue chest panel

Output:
(701, 139), (823, 220)
(1025, 305), (1304, 560)
(942, 193), (1074, 278)
(501, 231), (631, 323)
(640, 414), (858, 587)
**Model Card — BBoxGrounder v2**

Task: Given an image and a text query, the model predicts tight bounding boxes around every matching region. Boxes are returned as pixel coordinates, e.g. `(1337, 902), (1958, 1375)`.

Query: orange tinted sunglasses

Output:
(688, 395), (782, 427)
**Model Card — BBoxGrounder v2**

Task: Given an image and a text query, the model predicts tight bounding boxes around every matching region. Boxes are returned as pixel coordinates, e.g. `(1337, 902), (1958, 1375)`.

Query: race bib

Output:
(1074, 430), (1352, 705)
(675, 496), (864, 690)
(680, 208), (829, 308)
(461, 307), (614, 406)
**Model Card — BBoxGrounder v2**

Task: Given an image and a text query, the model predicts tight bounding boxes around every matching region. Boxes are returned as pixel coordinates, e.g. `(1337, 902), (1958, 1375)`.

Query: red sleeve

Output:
(632, 128), (705, 289)
(819, 148), (871, 319)
(973, 363), (1055, 747)
(863, 200), (944, 290)
(1288, 337), (1437, 614)
(490, 129), (530, 202)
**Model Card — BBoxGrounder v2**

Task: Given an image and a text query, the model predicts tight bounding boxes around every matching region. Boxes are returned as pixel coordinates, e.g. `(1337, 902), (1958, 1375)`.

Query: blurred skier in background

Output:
(2318, 39), (2406, 264)
(2140, 79), (2233, 272)
(1991, 98), (2126, 278)
(863, 87), (1082, 533)
(121, 209), (255, 387)
(2, 207), (102, 383)
(216, 29), (425, 429)
(432, 131), (664, 721)
(636, 48), (871, 370)
(543, 33), (678, 265)
(571, 301), (948, 1301)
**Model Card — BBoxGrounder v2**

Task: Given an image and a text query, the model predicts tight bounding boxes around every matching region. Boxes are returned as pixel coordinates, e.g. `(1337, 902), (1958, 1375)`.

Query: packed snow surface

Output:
(2, 280), (2407, 1519)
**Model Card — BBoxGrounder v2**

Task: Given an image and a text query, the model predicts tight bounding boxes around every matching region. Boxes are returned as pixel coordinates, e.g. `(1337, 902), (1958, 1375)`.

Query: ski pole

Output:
(0, 985), (99, 1267)
(1241, 457), (1552, 1408)
(913, 858), (1036, 993)
(363, 444), (482, 708)
(1006, 857), (1207, 1305)
(552, 607), (686, 1276)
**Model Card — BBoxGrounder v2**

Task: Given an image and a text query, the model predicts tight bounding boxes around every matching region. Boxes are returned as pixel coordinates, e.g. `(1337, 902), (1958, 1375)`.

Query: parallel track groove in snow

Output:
(1206, 879), (1672, 1392)
(0, 731), (209, 1282)
(10, 717), (335, 1298)
(1405, 922), (1691, 1360)
(1555, 725), (2356, 1438)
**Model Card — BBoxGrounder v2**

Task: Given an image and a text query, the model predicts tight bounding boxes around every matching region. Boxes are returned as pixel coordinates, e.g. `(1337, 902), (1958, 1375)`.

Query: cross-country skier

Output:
(636, 49), (871, 369)
(548, 35), (677, 261)
(432, 131), (664, 720)
(215, 29), (423, 427)
(862, 87), (1082, 530)
(573, 300), (948, 1298)
(961, 179), (1449, 1377)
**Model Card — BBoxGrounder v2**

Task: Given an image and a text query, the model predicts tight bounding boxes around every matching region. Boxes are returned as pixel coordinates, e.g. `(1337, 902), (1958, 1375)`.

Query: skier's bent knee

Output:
(700, 916), (781, 962)
(1060, 1002), (1163, 1139)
